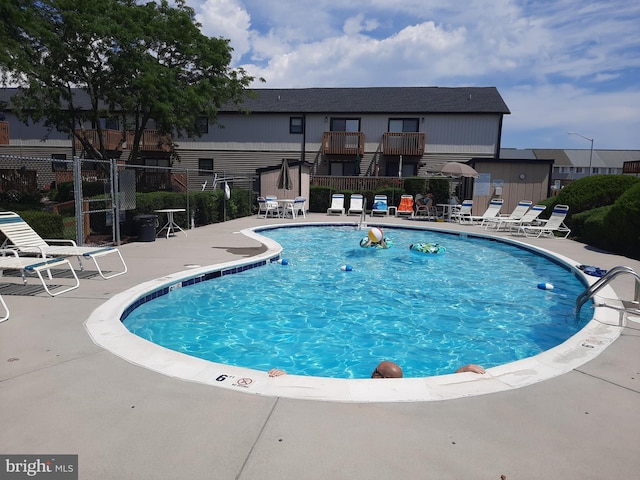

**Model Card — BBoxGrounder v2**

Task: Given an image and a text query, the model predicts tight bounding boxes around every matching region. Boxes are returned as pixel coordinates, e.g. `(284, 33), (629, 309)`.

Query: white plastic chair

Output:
(347, 194), (364, 216)
(514, 205), (571, 238)
(327, 194), (345, 215)
(370, 195), (389, 217)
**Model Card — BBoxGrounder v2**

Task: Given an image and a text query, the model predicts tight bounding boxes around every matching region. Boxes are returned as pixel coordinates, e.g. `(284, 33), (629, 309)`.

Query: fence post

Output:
(73, 156), (84, 245)
(111, 158), (121, 246)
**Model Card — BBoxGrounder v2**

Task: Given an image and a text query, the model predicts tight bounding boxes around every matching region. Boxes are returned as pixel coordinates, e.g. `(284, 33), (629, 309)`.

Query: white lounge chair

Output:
(464, 198), (503, 224)
(397, 195), (414, 218)
(482, 200), (532, 229)
(0, 249), (80, 297)
(0, 292), (8, 322)
(0, 211), (127, 279)
(347, 194), (364, 216)
(513, 204), (571, 238)
(327, 194), (345, 215)
(450, 200), (473, 223)
(371, 195), (389, 217)
(498, 205), (547, 232)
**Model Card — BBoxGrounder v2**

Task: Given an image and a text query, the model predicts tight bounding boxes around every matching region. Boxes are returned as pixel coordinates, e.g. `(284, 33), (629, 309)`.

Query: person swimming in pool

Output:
(268, 361), (485, 378)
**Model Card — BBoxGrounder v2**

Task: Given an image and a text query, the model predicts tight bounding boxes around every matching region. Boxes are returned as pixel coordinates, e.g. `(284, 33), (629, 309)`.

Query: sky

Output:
(185, 0), (640, 150)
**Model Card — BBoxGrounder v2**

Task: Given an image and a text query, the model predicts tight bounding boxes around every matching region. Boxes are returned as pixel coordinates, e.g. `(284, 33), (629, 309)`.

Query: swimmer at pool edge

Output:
(268, 362), (485, 377)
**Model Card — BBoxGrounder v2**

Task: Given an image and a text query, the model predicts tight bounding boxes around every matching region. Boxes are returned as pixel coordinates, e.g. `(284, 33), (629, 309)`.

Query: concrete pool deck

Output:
(1, 213), (639, 479)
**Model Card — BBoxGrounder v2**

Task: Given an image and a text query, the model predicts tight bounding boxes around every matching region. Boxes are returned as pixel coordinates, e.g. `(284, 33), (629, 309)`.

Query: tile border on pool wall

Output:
(85, 221), (624, 403)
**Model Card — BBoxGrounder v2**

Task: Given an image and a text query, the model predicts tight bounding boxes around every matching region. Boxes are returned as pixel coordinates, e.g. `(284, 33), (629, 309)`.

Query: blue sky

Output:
(187, 0), (640, 150)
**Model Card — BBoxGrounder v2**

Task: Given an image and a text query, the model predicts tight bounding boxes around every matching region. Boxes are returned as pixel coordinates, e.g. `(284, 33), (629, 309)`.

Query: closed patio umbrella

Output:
(438, 162), (479, 178)
(277, 159), (293, 190)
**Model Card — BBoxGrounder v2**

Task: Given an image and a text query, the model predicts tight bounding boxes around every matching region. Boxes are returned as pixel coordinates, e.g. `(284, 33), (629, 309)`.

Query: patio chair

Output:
(0, 211), (127, 279)
(513, 204), (571, 238)
(370, 195), (389, 217)
(397, 195), (414, 218)
(292, 196), (307, 218)
(450, 200), (473, 223)
(482, 200), (532, 229)
(0, 292), (8, 322)
(464, 198), (504, 224)
(327, 194), (345, 215)
(488, 204), (547, 232)
(257, 197), (277, 218)
(0, 249), (80, 297)
(415, 194), (436, 220)
(281, 197), (307, 219)
(347, 194), (364, 216)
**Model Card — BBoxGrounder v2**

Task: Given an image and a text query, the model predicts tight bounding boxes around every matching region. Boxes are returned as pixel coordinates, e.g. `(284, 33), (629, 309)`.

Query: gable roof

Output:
(237, 87), (510, 115)
(1, 86), (510, 115)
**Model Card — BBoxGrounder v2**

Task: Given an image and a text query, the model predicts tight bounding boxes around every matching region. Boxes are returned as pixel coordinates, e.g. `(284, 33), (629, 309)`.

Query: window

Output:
(575, 167), (583, 174)
(51, 154), (68, 171)
(388, 118), (419, 133)
(330, 118), (360, 132)
(290, 117), (304, 134)
(591, 168), (599, 174)
(198, 158), (214, 175)
(196, 116), (209, 134)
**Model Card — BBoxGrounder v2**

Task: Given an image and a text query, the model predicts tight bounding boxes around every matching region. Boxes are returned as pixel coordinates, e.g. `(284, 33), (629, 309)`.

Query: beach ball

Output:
(368, 227), (384, 243)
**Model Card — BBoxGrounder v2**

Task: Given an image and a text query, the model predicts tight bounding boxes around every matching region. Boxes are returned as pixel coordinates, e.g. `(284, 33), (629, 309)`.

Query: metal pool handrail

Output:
(576, 266), (640, 323)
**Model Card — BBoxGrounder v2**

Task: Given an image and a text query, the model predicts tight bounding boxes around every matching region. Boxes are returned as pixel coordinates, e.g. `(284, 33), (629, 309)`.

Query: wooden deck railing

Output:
(382, 132), (425, 156)
(126, 130), (172, 151)
(311, 175), (403, 191)
(74, 129), (123, 152)
(322, 131), (365, 155)
(623, 160), (640, 174)
(0, 121), (9, 145)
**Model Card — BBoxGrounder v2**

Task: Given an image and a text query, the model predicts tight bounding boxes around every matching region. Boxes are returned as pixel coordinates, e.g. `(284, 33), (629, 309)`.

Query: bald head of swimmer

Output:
(371, 361), (403, 379)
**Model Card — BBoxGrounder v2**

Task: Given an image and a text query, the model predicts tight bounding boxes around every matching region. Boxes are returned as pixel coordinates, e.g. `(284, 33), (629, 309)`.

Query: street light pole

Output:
(568, 132), (594, 176)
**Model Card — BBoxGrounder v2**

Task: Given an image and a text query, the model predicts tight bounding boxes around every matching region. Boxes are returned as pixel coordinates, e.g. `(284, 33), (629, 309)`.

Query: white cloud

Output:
(188, 0), (640, 148)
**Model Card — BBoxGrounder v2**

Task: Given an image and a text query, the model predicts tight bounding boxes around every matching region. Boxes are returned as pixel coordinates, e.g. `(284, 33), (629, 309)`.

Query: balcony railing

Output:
(623, 160), (640, 174)
(74, 129), (123, 152)
(126, 130), (172, 152)
(0, 121), (9, 145)
(382, 132), (425, 156)
(322, 131), (365, 155)
(74, 129), (171, 152)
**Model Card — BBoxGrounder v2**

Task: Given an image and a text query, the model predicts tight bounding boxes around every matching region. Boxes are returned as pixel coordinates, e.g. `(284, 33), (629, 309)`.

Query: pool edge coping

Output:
(84, 221), (624, 403)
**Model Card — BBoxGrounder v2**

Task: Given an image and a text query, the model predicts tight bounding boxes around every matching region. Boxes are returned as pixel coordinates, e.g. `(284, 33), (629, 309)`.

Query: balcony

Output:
(382, 132), (425, 156)
(0, 121), (9, 145)
(74, 129), (123, 152)
(126, 130), (173, 152)
(623, 160), (640, 174)
(322, 131), (365, 155)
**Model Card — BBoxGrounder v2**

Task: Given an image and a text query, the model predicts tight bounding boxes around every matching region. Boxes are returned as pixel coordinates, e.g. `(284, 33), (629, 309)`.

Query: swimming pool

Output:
(85, 220), (623, 402)
(123, 225), (594, 378)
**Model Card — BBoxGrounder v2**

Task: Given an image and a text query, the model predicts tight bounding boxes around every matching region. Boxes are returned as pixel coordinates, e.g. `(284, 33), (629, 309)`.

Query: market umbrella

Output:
(277, 159), (293, 190)
(438, 162), (479, 178)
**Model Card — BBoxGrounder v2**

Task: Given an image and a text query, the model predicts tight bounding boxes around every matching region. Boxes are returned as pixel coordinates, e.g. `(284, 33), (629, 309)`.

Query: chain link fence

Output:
(0, 155), (256, 246)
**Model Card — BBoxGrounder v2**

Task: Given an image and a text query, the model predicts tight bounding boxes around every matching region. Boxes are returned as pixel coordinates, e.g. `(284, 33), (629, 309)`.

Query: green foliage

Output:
(52, 181), (109, 202)
(554, 174), (640, 219)
(17, 211), (65, 238)
(402, 177), (427, 196)
(0, 189), (44, 209)
(602, 182), (640, 259)
(0, 0), (256, 163)
(425, 178), (450, 205)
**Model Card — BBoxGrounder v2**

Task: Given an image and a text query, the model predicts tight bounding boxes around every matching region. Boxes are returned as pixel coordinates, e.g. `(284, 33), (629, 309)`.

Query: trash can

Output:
(134, 214), (158, 242)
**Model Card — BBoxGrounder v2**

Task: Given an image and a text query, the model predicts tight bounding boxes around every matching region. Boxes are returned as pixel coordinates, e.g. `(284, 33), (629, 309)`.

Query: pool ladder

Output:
(576, 266), (640, 326)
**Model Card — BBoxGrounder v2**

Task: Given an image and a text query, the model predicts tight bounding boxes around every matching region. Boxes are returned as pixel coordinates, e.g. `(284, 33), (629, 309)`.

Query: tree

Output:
(0, 0), (257, 163)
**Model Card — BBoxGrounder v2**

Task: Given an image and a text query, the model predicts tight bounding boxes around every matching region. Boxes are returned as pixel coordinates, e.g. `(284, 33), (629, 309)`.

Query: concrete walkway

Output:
(1, 213), (639, 479)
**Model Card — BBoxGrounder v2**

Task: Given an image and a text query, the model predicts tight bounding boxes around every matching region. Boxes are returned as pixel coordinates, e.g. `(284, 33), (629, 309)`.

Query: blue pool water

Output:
(123, 225), (593, 379)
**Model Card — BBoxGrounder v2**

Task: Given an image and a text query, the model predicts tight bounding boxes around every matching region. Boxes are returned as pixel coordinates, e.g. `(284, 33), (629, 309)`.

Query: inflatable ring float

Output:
(360, 237), (393, 249)
(409, 242), (445, 254)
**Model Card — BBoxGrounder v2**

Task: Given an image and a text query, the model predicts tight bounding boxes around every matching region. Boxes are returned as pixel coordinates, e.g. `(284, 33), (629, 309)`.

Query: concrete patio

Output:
(1, 213), (639, 479)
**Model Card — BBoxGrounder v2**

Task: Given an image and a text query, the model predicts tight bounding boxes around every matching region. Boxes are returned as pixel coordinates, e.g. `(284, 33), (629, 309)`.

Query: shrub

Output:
(554, 174), (640, 219)
(602, 182), (640, 260)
